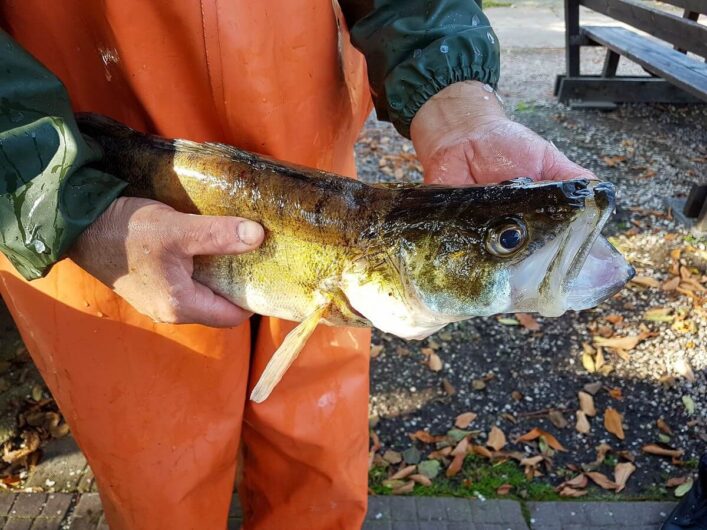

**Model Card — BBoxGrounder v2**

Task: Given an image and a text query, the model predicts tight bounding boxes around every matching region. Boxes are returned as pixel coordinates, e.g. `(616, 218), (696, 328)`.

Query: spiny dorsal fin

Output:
(250, 303), (330, 403)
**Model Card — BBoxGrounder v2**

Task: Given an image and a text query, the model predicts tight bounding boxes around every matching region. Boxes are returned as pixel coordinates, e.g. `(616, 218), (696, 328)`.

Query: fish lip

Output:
(538, 181), (616, 316)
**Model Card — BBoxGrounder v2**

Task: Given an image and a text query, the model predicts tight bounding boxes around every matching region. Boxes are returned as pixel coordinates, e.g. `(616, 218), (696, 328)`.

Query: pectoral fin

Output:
(250, 303), (329, 403)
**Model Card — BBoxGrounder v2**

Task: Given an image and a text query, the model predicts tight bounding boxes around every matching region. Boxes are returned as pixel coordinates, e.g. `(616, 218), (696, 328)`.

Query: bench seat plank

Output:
(581, 25), (707, 100)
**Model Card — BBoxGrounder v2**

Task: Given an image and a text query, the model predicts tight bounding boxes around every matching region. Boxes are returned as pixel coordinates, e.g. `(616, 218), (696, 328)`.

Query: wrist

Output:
(410, 81), (507, 160)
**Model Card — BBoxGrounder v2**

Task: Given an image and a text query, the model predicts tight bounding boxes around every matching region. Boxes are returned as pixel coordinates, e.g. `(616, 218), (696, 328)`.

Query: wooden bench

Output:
(555, 0), (707, 107)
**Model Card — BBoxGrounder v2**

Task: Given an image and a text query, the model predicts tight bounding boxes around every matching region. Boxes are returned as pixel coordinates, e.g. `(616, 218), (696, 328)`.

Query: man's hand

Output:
(410, 81), (595, 185)
(70, 197), (264, 327)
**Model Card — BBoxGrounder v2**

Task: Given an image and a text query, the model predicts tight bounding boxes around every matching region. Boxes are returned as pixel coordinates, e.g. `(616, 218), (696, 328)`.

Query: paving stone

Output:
(30, 518), (63, 530)
(471, 499), (526, 527)
(362, 521), (392, 530)
(416, 497), (448, 521)
(366, 496), (392, 521)
(10, 494), (47, 518)
(26, 437), (89, 492)
(437, 497), (472, 522)
(69, 493), (103, 530)
(527, 501), (677, 530)
(387, 496), (418, 521)
(0, 493), (16, 515)
(5, 519), (34, 530)
(40, 494), (72, 519)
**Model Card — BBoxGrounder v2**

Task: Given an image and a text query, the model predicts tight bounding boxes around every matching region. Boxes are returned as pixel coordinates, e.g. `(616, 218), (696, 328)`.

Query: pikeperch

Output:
(77, 114), (634, 402)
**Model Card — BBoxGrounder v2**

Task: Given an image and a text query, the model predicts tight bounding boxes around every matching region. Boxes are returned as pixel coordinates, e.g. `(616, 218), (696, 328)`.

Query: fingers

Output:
(177, 214), (265, 257)
(150, 280), (253, 328)
(541, 142), (598, 182)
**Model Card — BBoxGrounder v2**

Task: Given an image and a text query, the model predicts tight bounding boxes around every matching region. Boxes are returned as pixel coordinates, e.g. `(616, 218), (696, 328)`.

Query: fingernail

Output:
(237, 221), (264, 245)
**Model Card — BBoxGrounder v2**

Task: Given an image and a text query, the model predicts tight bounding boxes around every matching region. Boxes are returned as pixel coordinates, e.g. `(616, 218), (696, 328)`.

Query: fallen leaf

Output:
(576, 411), (590, 434)
(657, 418), (673, 436)
(455, 412), (477, 429)
(604, 408), (625, 440)
(578, 391), (596, 416)
(417, 460), (441, 479)
(392, 480), (415, 495)
(470, 445), (493, 459)
(471, 379), (486, 391)
(675, 360), (695, 383)
(390, 465), (417, 480)
(642, 444), (684, 458)
(441, 378), (456, 396)
(662, 276), (681, 291)
(516, 313), (540, 331)
(452, 437), (469, 456)
(428, 447), (452, 460)
(605, 314), (624, 325)
(410, 431), (438, 444)
(497, 317), (520, 326)
(608, 387), (623, 400)
(487, 426), (507, 451)
(594, 347), (606, 370)
(582, 351), (596, 373)
(409, 474), (432, 487)
(583, 382), (603, 395)
(556, 474), (588, 491)
(675, 478), (694, 498)
(370, 344), (383, 358)
(614, 462), (635, 493)
(594, 335), (643, 351)
(402, 447), (421, 464)
(447, 429), (471, 443)
(682, 396), (696, 415)
(644, 307), (674, 322)
(586, 471), (618, 490)
(428, 353), (443, 372)
(666, 476), (689, 488)
(631, 275), (661, 288)
(383, 450), (402, 464)
(511, 390), (524, 401)
(520, 455), (544, 467)
(516, 428), (567, 452)
(602, 155), (626, 167)
(548, 410), (568, 429)
(496, 484), (513, 495)
(559, 486), (588, 497)
(446, 453), (465, 477)
(595, 443), (612, 465)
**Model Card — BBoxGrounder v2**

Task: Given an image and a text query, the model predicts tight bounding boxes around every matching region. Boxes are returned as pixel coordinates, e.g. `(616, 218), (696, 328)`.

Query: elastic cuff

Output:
(383, 28), (500, 138)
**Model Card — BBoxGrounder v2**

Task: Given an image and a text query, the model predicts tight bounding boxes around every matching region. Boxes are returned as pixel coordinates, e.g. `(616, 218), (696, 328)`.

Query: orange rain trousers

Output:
(0, 1), (373, 529)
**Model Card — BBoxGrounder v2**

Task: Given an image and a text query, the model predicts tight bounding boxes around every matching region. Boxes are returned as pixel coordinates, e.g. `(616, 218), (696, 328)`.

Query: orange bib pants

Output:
(0, 1), (373, 528)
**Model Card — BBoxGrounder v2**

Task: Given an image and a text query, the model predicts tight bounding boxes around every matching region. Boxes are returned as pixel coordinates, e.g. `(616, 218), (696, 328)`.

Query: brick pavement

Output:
(0, 492), (677, 529)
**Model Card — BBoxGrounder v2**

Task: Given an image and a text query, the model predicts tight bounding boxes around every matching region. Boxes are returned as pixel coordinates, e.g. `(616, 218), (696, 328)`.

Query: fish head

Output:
(396, 178), (634, 321)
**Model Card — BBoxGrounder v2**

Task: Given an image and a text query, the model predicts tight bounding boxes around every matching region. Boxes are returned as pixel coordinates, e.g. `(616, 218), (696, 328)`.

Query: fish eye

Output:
(486, 218), (527, 257)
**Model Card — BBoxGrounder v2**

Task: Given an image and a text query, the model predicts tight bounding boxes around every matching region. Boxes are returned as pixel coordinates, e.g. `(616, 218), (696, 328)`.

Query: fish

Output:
(76, 114), (634, 402)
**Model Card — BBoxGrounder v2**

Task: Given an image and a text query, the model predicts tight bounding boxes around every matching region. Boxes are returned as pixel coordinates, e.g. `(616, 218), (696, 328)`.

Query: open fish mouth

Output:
(511, 181), (634, 317)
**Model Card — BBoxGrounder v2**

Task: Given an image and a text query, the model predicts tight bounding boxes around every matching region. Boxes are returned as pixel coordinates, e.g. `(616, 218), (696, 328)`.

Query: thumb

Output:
(541, 142), (597, 182)
(178, 214), (265, 257)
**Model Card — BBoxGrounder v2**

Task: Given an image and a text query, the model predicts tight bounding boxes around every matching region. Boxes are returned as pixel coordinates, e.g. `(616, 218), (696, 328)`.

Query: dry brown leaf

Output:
(370, 431), (382, 452)
(595, 347), (606, 370)
(511, 390), (524, 401)
(520, 455), (544, 467)
(446, 453), (465, 477)
(452, 437), (469, 456)
(516, 427), (567, 452)
(584, 381), (602, 395)
(559, 486), (588, 497)
(631, 275), (661, 288)
(428, 447), (453, 460)
(383, 450), (402, 464)
(604, 408), (625, 440)
(578, 391), (596, 416)
(409, 474), (433, 487)
(516, 313), (541, 331)
(662, 276), (681, 291)
(471, 445), (493, 459)
(642, 444), (684, 458)
(586, 471), (618, 490)
(576, 410), (591, 434)
(392, 480), (415, 495)
(657, 418), (673, 436)
(582, 351), (596, 373)
(608, 387), (623, 400)
(595, 443), (612, 465)
(390, 465), (417, 480)
(603, 155), (626, 167)
(548, 410), (568, 429)
(605, 314), (624, 325)
(666, 476), (689, 488)
(441, 378), (456, 396)
(410, 431), (439, 444)
(496, 484), (513, 495)
(487, 426), (507, 451)
(370, 344), (383, 358)
(557, 474), (589, 491)
(428, 353), (443, 372)
(2, 431), (40, 464)
(614, 462), (636, 493)
(455, 412), (477, 429)
(594, 335), (643, 351)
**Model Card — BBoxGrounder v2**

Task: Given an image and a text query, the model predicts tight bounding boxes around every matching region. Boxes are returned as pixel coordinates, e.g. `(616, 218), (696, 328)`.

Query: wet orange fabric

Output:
(0, 1), (372, 529)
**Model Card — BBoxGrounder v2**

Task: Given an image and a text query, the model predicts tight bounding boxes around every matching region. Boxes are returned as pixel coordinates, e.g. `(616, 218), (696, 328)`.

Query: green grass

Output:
(483, 0), (513, 7)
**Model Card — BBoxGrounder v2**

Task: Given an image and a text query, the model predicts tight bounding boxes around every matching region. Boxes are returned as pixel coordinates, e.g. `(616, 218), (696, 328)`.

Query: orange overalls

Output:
(0, 1), (372, 528)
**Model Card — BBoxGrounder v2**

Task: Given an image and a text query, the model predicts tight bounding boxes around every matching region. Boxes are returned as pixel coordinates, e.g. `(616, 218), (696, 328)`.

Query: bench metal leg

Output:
(556, 76), (702, 106)
(602, 50), (621, 77)
(565, 0), (581, 77)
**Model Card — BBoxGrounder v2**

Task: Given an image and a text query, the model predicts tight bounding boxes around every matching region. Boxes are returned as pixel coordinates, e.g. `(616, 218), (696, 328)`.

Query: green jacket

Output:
(0, 0), (499, 281)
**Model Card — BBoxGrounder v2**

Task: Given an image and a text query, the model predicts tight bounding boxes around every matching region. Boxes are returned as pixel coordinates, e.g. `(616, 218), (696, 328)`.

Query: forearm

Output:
(0, 30), (126, 280)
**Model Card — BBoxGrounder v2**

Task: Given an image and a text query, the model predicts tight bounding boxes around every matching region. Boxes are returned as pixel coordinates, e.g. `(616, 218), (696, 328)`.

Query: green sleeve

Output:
(0, 30), (127, 280)
(340, 0), (500, 138)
